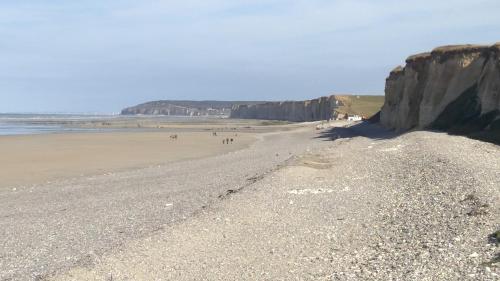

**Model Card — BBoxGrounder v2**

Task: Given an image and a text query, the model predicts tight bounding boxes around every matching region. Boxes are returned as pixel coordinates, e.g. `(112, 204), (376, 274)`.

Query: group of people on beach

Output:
(213, 131), (236, 144)
(169, 132), (236, 144)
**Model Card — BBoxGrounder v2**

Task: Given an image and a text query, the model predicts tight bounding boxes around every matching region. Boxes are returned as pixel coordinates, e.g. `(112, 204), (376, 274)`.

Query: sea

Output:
(0, 113), (225, 136)
(0, 113), (116, 136)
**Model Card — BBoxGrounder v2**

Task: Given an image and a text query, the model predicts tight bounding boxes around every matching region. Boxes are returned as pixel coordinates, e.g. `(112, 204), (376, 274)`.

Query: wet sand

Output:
(0, 131), (254, 189)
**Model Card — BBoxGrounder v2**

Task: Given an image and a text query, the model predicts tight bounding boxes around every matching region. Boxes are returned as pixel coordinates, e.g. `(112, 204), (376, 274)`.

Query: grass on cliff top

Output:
(335, 95), (385, 118)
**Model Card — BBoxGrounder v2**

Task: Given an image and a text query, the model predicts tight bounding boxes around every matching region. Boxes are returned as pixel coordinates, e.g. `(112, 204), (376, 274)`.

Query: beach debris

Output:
(218, 189), (239, 199)
(247, 174), (264, 183)
(489, 230), (500, 245)
(288, 188), (335, 195)
(469, 252), (479, 258)
(461, 194), (490, 216)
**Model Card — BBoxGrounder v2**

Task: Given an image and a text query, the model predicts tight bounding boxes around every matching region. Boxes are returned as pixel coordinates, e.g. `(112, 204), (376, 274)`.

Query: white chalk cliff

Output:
(230, 96), (339, 122)
(381, 43), (500, 141)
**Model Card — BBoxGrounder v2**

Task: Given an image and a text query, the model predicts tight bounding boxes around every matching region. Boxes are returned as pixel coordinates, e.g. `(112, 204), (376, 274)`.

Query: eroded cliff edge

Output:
(380, 43), (500, 142)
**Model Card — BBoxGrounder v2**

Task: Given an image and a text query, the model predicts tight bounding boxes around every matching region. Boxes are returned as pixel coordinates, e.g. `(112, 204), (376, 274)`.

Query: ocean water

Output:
(0, 113), (225, 136)
(0, 114), (114, 136)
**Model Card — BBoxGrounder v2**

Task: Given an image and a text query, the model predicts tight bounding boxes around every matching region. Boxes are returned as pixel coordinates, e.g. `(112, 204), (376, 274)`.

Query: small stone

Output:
(469, 252), (479, 258)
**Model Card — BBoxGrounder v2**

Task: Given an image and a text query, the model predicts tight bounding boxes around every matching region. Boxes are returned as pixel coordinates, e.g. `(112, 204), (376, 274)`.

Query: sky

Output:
(1, 0), (499, 113)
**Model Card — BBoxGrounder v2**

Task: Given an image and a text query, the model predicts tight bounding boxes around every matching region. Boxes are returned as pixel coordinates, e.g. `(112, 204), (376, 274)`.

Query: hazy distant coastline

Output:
(121, 100), (265, 116)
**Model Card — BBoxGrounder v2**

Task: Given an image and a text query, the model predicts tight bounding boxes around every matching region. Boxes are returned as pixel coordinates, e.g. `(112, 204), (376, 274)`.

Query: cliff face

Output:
(230, 96), (339, 122)
(121, 100), (263, 116)
(381, 43), (500, 141)
(122, 103), (210, 116)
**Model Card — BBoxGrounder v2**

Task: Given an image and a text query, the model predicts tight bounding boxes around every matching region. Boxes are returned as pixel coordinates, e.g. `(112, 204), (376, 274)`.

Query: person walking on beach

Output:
(226, 138), (229, 144)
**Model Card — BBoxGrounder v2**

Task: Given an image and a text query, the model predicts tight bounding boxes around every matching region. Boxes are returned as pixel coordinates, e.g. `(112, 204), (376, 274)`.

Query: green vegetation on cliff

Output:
(335, 95), (385, 118)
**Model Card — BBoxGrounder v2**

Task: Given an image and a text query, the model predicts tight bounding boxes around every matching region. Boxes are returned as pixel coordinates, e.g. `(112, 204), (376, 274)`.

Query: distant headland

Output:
(121, 95), (385, 122)
(120, 100), (264, 116)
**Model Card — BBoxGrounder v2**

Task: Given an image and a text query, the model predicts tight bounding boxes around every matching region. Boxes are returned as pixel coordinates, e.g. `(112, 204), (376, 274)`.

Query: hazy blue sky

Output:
(1, 0), (499, 113)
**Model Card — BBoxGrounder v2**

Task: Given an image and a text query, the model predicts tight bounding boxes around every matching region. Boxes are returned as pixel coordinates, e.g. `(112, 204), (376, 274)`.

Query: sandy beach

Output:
(0, 130), (255, 189)
(0, 115), (302, 189)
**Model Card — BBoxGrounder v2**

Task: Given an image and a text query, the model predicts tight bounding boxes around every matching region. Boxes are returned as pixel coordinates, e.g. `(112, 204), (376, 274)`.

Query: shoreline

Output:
(0, 115), (320, 190)
(0, 114), (294, 137)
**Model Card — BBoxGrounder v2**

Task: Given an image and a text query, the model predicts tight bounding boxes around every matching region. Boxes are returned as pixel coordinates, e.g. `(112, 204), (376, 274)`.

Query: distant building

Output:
(334, 112), (347, 120)
(347, 115), (362, 121)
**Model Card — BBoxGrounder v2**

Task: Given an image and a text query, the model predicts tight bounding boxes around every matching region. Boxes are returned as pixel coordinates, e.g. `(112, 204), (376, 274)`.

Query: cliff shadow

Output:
(428, 83), (500, 145)
(315, 121), (401, 141)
